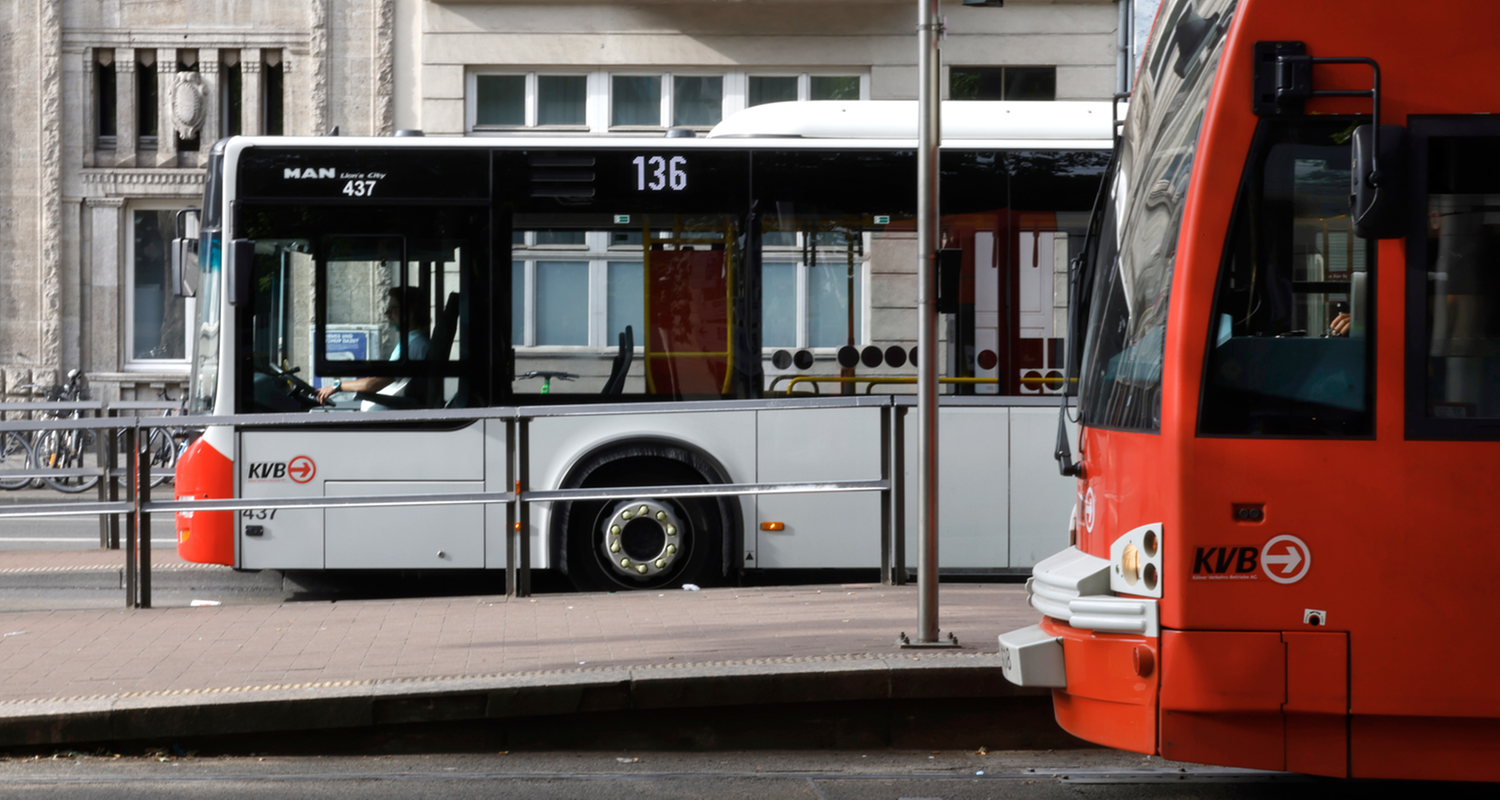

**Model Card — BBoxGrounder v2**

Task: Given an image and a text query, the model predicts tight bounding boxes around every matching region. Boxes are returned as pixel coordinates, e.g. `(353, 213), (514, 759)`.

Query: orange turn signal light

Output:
(760, 521), (785, 531)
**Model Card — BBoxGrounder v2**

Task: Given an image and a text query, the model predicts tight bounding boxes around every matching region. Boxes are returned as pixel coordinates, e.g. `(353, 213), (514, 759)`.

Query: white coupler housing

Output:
(998, 624), (1066, 688)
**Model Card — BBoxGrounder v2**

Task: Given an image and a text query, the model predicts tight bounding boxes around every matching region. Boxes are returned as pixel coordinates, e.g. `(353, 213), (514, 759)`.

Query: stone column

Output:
(156, 48), (178, 167)
(242, 48), (263, 136)
(82, 51), (97, 168)
(86, 198), (125, 373)
(199, 50), (221, 148)
(115, 49), (136, 168)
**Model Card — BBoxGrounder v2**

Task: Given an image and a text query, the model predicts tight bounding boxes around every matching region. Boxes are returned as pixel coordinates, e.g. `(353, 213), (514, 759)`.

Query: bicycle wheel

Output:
(0, 431), (35, 490)
(146, 427), (178, 488)
(42, 428), (99, 493)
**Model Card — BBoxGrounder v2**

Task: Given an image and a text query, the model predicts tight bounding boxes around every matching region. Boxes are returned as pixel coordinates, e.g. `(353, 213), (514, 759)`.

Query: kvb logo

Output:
(1191, 534), (1311, 584)
(246, 456), (317, 484)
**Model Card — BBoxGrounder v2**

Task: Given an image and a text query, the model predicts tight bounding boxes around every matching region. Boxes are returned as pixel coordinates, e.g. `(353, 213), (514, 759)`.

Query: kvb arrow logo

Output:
(287, 455), (317, 484)
(1261, 534), (1310, 584)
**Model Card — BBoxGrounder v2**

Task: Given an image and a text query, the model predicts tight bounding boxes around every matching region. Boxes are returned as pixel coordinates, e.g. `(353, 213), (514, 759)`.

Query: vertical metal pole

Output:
(124, 425), (138, 608)
(880, 403), (892, 585)
(894, 404), (908, 586)
(138, 421), (151, 609)
(516, 416), (531, 598)
(97, 408), (112, 549)
(914, 0), (944, 644)
(505, 417), (517, 598)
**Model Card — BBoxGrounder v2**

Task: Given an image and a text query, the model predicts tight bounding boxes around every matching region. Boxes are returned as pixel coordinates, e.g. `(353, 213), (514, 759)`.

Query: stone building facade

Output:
(0, 0), (1127, 403)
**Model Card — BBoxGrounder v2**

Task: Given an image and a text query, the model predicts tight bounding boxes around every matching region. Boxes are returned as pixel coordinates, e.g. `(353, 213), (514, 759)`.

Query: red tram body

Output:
(1001, 0), (1500, 781)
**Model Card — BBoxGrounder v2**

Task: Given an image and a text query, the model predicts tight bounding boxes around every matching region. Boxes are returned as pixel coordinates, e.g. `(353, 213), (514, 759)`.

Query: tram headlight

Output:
(1109, 523), (1164, 599)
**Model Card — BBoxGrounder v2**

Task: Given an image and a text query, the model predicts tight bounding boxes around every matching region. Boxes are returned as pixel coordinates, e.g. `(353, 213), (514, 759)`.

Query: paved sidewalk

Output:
(0, 550), (1050, 750)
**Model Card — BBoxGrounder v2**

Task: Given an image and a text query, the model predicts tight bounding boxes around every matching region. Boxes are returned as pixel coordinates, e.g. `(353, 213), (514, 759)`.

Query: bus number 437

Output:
(633, 156), (687, 191)
(342, 180), (378, 197)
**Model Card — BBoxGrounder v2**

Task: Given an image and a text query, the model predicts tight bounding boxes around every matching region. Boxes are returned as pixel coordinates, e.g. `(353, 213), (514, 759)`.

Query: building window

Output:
(127, 203), (196, 367)
(611, 75), (663, 127)
(264, 51), (284, 135)
(96, 54), (117, 145)
(747, 74), (864, 107)
(762, 246), (865, 350)
(950, 66), (1057, 101)
(468, 69), (868, 134)
(223, 52), (243, 137)
(138, 51), (158, 145)
(672, 76), (723, 126)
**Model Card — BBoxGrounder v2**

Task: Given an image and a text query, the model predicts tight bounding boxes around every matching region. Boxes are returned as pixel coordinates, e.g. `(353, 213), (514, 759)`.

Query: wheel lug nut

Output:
(655, 559), (666, 568)
(610, 542), (620, 553)
(666, 544), (676, 554)
(666, 525), (676, 536)
(656, 511), (667, 521)
(620, 558), (631, 568)
(610, 525), (621, 535)
(622, 511), (633, 520)
(638, 505), (649, 515)
(636, 564), (648, 574)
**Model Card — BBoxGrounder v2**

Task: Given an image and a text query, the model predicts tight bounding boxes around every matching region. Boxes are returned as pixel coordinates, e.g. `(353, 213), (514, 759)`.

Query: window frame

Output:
(1195, 117), (1378, 439)
(466, 69), (869, 135)
(123, 199), (199, 372)
(1405, 115), (1500, 440)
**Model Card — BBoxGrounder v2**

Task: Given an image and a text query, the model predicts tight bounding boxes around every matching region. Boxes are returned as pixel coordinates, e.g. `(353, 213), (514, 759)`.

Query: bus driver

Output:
(316, 286), (430, 409)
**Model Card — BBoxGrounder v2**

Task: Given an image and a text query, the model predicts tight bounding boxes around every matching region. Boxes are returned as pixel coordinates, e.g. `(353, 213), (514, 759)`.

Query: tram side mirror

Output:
(936, 248), (962, 314)
(1351, 124), (1407, 239)
(227, 238), (255, 305)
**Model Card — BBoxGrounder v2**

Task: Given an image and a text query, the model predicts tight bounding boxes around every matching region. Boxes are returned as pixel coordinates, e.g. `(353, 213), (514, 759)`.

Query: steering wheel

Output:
(265, 364), (322, 408)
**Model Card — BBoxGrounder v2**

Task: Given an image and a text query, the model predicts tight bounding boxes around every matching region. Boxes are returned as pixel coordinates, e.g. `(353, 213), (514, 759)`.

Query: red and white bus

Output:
(1001, 0), (1500, 781)
(174, 101), (1111, 591)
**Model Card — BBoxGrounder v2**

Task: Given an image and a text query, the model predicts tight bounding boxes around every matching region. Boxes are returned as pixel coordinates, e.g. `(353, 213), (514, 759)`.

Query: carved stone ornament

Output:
(170, 71), (206, 139)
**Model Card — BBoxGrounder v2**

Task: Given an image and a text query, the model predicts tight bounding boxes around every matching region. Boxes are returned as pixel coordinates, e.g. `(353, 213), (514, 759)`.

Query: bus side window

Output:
(1199, 120), (1374, 437)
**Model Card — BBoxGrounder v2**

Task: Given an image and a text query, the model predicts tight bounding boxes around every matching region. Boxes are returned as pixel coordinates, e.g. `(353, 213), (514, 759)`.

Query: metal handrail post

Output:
(96, 404), (110, 548)
(124, 425), (138, 608)
(516, 416), (531, 598)
(894, 404), (908, 586)
(880, 403), (892, 585)
(137, 419), (152, 609)
(504, 417), (517, 598)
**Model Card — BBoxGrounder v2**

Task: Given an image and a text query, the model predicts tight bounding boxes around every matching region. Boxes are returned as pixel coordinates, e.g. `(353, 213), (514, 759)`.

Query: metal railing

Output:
(0, 397), (912, 606)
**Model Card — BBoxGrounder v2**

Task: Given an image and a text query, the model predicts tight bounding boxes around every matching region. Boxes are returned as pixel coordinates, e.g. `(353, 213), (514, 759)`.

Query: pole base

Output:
(897, 631), (961, 649)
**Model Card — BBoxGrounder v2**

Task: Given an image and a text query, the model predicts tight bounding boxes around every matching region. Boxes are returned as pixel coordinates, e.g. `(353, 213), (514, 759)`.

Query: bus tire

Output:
(555, 441), (735, 592)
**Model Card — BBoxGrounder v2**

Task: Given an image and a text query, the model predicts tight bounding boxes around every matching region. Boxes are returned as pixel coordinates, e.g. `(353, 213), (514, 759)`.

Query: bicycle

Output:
(0, 428), (36, 491)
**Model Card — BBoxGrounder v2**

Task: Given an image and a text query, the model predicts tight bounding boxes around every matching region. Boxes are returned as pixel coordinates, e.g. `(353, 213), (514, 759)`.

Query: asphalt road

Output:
(3, 750), (1472, 800)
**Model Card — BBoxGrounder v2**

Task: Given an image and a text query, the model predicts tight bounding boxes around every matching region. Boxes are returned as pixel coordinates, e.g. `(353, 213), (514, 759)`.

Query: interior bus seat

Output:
(602, 325), (634, 396)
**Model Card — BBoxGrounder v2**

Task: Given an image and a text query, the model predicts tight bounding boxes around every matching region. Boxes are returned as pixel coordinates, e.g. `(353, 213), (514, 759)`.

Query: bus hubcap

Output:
(600, 498), (684, 580)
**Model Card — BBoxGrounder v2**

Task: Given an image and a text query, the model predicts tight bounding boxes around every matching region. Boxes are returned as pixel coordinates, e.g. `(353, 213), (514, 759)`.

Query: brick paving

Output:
(0, 553), (1036, 705)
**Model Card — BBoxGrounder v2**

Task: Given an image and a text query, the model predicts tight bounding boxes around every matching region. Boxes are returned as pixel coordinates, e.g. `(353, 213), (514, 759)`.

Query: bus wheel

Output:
(556, 443), (732, 592)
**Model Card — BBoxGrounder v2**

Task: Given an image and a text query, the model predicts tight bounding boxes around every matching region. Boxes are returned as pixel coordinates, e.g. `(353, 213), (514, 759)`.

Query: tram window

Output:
(1415, 132), (1500, 430)
(1199, 120), (1374, 437)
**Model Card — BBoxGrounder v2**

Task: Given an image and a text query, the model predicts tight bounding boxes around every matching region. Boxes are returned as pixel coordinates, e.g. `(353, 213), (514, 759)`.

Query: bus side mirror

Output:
(227, 238), (255, 305)
(171, 237), (199, 298)
(1351, 124), (1407, 239)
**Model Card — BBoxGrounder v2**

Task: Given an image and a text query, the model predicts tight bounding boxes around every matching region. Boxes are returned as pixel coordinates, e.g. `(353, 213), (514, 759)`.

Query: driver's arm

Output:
(315, 376), (395, 404)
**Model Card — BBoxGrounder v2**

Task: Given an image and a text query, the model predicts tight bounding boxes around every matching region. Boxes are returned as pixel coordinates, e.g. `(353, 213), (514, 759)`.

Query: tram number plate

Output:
(241, 508), (278, 520)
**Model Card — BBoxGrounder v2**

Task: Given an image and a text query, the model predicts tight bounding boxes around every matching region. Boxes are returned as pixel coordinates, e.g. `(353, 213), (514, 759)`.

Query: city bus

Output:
(999, 0), (1500, 782)
(173, 100), (1111, 592)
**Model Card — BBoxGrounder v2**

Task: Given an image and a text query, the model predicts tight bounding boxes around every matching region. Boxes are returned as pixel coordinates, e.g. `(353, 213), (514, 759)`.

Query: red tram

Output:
(1000, 0), (1500, 781)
